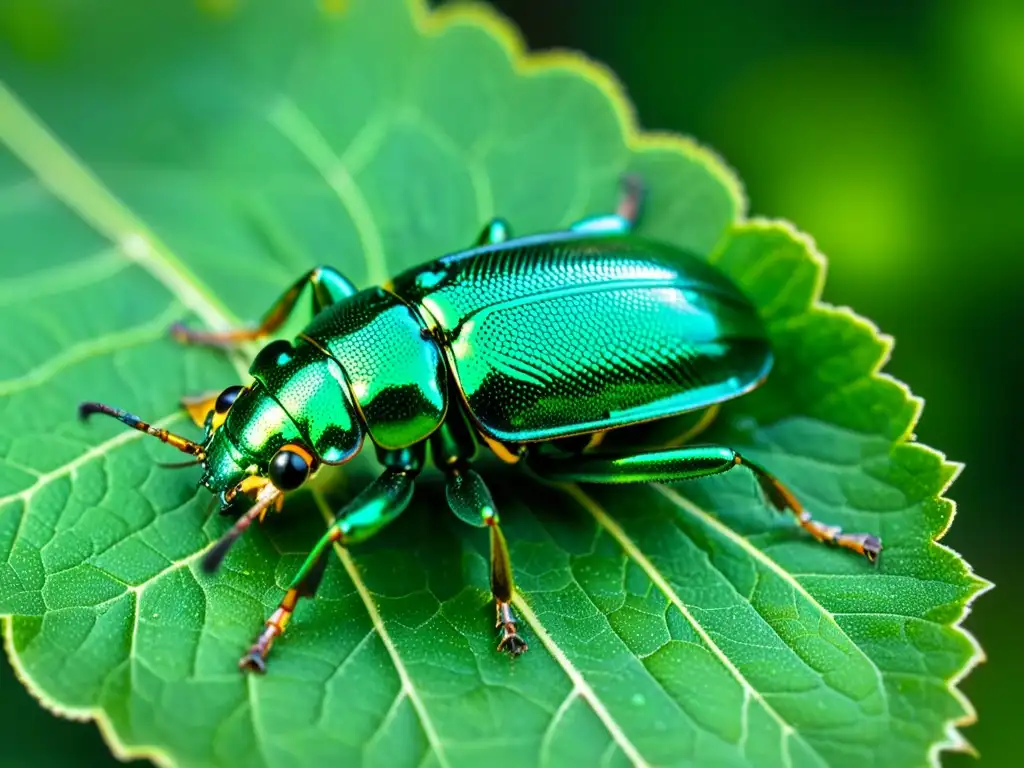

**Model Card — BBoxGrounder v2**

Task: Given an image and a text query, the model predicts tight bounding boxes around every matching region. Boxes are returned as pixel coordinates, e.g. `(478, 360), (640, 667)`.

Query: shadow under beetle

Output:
(80, 177), (882, 673)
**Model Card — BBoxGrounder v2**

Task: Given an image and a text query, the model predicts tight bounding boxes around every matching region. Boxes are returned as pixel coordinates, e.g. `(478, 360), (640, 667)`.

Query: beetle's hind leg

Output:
(171, 266), (357, 348)
(569, 174), (647, 235)
(527, 445), (882, 563)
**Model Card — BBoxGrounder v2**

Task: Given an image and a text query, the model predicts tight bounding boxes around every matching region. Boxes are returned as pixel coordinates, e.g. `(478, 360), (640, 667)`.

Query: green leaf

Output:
(0, 1), (988, 766)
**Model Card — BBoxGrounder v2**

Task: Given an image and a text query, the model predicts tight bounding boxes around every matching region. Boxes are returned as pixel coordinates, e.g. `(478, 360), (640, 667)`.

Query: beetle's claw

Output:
(497, 622), (528, 656)
(169, 321), (191, 344)
(239, 649), (268, 674)
(834, 531), (883, 564)
(496, 609), (528, 656)
(860, 534), (883, 564)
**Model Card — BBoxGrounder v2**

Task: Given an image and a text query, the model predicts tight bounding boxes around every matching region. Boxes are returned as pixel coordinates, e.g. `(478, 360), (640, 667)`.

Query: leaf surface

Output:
(0, 1), (987, 766)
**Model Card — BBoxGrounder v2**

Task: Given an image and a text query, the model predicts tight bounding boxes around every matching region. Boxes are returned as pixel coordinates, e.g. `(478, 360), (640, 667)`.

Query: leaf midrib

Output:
(0, 78), (455, 767)
(0, 83), (239, 338)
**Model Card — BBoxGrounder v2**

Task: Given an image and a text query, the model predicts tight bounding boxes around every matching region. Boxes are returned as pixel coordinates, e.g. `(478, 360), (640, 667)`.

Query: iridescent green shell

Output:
(204, 230), (772, 493)
(391, 232), (773, 442)
(248, 339), (364, 464)
(302, 287), (447, 450)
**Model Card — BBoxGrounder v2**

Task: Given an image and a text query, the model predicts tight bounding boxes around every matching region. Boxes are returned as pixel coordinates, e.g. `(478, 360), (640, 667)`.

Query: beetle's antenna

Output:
(79, 402), (206, 458)
(202, 483), (281, 573)
(157, 458), (204, 469)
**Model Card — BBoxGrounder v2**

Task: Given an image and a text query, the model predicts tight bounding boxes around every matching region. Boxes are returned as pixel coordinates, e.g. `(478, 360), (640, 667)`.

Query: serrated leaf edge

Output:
(734, 218), (992, 761)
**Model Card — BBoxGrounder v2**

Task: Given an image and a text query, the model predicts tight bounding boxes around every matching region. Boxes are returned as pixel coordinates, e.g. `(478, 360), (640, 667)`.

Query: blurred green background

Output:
(1, 0), (1017, 764)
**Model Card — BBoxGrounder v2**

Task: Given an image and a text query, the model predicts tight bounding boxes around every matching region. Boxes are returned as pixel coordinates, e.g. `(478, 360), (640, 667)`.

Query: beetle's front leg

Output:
(527, 445), (882, 562)
(171, 265), (357, 349)
(239, 448), (422, 673)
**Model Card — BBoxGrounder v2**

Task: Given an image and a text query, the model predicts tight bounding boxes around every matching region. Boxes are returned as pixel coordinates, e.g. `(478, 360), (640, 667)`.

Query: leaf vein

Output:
(0, 247), (128, 308)
(511, 593), (651, 768)
(312, 490), (450, 768)
(539, 689), (578, 766)
(566, 484), (818, 768)
(655, 483), (891, 709)
(0, 303), (183, 397)
(0, 83), (240, 336)
(268, 97), (390, 286)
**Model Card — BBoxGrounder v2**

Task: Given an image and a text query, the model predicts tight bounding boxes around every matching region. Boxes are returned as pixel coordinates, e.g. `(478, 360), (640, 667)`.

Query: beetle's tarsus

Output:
(495, 601), (527, 656)
(740, 456), (884, 563)
(617, 173), (646, 226)
(170, 320), (258, 350)
(498, 626), (528, 656)
(238, 623), (280, 674)
(801, 517), (883, 563)
(239, 649), (268, 674)
(237, 590), (297, 673)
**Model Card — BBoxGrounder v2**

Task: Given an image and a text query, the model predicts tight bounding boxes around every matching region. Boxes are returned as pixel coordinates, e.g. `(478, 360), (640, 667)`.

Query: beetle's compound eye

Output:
(215, 385), (245, 414)
(268, 445), (313, 491)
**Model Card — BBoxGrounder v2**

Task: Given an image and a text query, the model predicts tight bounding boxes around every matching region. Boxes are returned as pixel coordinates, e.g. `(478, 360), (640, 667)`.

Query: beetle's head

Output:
(78, 377), (323, 573)
(184, 384), (247, 496)
(196, 382), (320, 506)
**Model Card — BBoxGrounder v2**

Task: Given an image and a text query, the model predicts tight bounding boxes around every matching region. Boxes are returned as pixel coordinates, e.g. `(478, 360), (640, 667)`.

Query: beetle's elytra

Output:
(80, 177), (882, 672)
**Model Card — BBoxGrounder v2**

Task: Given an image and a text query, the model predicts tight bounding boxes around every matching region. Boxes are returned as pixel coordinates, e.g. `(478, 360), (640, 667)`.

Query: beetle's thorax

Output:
(300, 287), (448, 450)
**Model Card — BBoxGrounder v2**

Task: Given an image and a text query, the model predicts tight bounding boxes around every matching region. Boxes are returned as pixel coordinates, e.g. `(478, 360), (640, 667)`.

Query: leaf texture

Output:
(0, 1), (987, 766)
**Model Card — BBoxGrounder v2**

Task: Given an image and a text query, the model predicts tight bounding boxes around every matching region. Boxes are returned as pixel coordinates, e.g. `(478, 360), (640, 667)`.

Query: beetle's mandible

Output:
(80, 177), (882, 673)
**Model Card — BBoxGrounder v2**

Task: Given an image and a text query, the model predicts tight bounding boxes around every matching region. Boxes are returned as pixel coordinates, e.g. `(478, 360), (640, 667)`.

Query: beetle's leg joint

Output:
(239, 588), (300, 673)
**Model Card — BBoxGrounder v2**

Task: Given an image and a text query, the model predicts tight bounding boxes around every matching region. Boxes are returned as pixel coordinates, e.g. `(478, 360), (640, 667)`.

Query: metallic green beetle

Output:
(80, 178), (881, 673)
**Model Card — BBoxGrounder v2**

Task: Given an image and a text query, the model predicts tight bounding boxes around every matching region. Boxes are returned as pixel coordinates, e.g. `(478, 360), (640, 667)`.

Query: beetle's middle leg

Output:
(235, 445), (423, 673)
(446, 468), (526, 655)
(431, 412), (527, 655)
(527, 444), (883, 562)
(171, 265), (358, 348)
